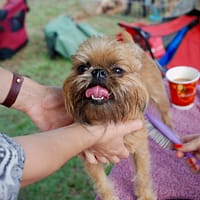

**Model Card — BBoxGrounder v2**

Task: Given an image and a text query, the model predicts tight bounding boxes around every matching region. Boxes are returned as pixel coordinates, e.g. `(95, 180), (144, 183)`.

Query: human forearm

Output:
(0, 67), (73, 130)
(11, 75), (44, 113)
(0, 67), (43, 112)
(14, 123), (100, 187)
(14, 119), (143, 187)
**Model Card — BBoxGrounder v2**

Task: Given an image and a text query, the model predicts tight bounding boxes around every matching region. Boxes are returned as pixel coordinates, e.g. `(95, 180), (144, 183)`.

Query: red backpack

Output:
(0, 0), (29, 60)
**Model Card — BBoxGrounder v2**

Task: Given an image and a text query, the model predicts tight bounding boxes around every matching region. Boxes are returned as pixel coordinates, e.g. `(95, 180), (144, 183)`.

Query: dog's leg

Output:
(129, 131), (156, 200)
(140, 56), (172, 127)
(145, 79), (172, 127)
(151, 89), (172, 128)
(84, 161), (119, 200)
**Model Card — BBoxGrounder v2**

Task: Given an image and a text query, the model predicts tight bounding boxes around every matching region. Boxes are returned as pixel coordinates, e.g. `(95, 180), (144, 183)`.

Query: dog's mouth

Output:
(85, 85), (110, 105)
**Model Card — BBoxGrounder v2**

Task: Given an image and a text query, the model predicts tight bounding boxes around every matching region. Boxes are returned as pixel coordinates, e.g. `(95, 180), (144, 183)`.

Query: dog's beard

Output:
(63, 69), (148, 125)
(63, 36), (149, 125)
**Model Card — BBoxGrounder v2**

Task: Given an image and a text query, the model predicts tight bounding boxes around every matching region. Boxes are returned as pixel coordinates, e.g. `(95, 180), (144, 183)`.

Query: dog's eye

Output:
(77, 64), (89, 74)
(112, 67), (124, 76)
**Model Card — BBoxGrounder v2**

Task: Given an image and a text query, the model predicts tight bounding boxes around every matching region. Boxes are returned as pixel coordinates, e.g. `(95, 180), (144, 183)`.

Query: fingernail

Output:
(193, 165), (199, 172)
(188, 158), (195, 165)
(173, 144), (183, 149)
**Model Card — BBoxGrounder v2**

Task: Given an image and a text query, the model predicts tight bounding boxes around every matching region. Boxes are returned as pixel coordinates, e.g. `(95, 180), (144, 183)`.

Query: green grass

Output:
(0, 1), (145, 199)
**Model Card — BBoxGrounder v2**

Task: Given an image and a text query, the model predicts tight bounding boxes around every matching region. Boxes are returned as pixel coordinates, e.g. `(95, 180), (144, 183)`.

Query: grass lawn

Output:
(0, 0), (146, 199)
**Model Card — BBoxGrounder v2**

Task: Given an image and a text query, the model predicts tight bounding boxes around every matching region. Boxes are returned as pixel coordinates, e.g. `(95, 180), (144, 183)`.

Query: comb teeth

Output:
(145, 115), (200, 167)
(145, 120), (172, 149)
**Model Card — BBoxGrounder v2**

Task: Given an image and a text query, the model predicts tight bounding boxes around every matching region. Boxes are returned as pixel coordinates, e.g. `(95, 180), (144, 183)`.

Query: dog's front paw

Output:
(110, 197), (119, 200)
(110, 196), (119, 200)
(136, 189), (156, 200)
(101, 194), (119, 200)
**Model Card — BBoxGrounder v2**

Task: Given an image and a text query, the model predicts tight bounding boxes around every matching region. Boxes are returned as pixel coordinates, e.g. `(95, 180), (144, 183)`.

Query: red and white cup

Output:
(166, 66), (200, 110)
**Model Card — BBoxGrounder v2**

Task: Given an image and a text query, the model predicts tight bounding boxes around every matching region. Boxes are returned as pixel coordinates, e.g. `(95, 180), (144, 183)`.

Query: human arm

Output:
(0, 67), (142, 165)
(0, 67), (142, 167)
(0, 67), (73, 130)
(175, 134), (200, 173)
(12, 120), (142, 187)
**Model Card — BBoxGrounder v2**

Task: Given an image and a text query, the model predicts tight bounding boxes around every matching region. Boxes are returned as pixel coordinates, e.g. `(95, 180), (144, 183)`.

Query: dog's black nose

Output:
(91, 69), (107, 80)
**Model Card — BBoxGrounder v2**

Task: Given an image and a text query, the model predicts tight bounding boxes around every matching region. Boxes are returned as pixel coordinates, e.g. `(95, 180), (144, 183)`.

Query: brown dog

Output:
(63, 32), (171, 200)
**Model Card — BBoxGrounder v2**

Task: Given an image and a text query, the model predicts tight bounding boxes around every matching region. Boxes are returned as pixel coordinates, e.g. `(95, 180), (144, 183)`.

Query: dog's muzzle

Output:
(85, 68), (110, 104)
(91, 68), (107, 81)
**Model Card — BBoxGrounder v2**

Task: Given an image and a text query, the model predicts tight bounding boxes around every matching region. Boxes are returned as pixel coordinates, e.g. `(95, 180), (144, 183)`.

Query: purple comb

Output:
(146, 112), (200, 166)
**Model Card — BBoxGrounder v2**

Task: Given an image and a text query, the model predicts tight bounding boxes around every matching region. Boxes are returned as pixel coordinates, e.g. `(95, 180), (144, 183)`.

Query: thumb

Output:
(118, 120), (143, 137)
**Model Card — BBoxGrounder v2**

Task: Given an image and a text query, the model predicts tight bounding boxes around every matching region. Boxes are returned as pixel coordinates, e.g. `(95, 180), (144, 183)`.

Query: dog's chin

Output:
(87, 96), (109, 105)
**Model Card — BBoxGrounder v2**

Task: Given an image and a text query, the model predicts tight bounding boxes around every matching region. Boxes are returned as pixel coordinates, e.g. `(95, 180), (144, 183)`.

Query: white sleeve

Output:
(0, 133), (25, 200)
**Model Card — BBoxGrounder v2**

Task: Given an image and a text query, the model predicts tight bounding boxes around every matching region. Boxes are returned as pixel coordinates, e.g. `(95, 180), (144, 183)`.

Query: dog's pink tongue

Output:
(85, 85), (109, 100)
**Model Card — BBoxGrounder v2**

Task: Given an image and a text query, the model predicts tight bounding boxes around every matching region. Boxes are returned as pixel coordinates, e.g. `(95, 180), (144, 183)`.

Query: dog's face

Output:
(63, 36), (149, 124)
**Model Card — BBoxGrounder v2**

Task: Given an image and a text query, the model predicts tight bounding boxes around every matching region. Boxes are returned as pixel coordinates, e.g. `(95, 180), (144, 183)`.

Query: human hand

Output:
(12, 76), (73, 131)
(175, 134), (200, 173)
(81, 120), (143, 164)
(25, 86), (73, 131)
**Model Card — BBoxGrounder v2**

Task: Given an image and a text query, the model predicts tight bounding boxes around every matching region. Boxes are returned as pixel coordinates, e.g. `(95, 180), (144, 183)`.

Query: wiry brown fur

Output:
(63, 32), (172, 200)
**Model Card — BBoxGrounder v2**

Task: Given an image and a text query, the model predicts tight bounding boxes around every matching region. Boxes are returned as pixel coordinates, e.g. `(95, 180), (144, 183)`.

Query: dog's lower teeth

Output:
(91, 95), (104, 101)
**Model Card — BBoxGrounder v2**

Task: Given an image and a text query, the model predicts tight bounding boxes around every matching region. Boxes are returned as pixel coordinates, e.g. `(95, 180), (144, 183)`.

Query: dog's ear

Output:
(118, 30), (134, 43)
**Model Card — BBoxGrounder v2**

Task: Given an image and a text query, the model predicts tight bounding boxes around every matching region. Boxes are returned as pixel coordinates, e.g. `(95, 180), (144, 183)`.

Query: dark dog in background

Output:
(96, 0), (127, 15)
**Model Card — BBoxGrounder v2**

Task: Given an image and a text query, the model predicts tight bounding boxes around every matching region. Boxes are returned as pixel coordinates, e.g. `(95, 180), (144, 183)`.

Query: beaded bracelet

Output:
(2, 73), (24, 107)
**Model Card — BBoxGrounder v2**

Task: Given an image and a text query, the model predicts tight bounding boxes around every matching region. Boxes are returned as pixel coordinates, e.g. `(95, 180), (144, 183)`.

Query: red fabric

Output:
(118, 22), (166, 59)
(148, 37), (166, 59)
(167, 24), (200, 71)
(0, 0), (28, 52)
(118, 15), (197, 37)
(138, 15), (197, 36)
(118, 15), (200, 72)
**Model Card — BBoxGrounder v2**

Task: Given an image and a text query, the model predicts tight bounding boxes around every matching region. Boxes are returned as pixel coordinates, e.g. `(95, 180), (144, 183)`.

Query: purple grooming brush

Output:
(146, 112), (200, 166)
